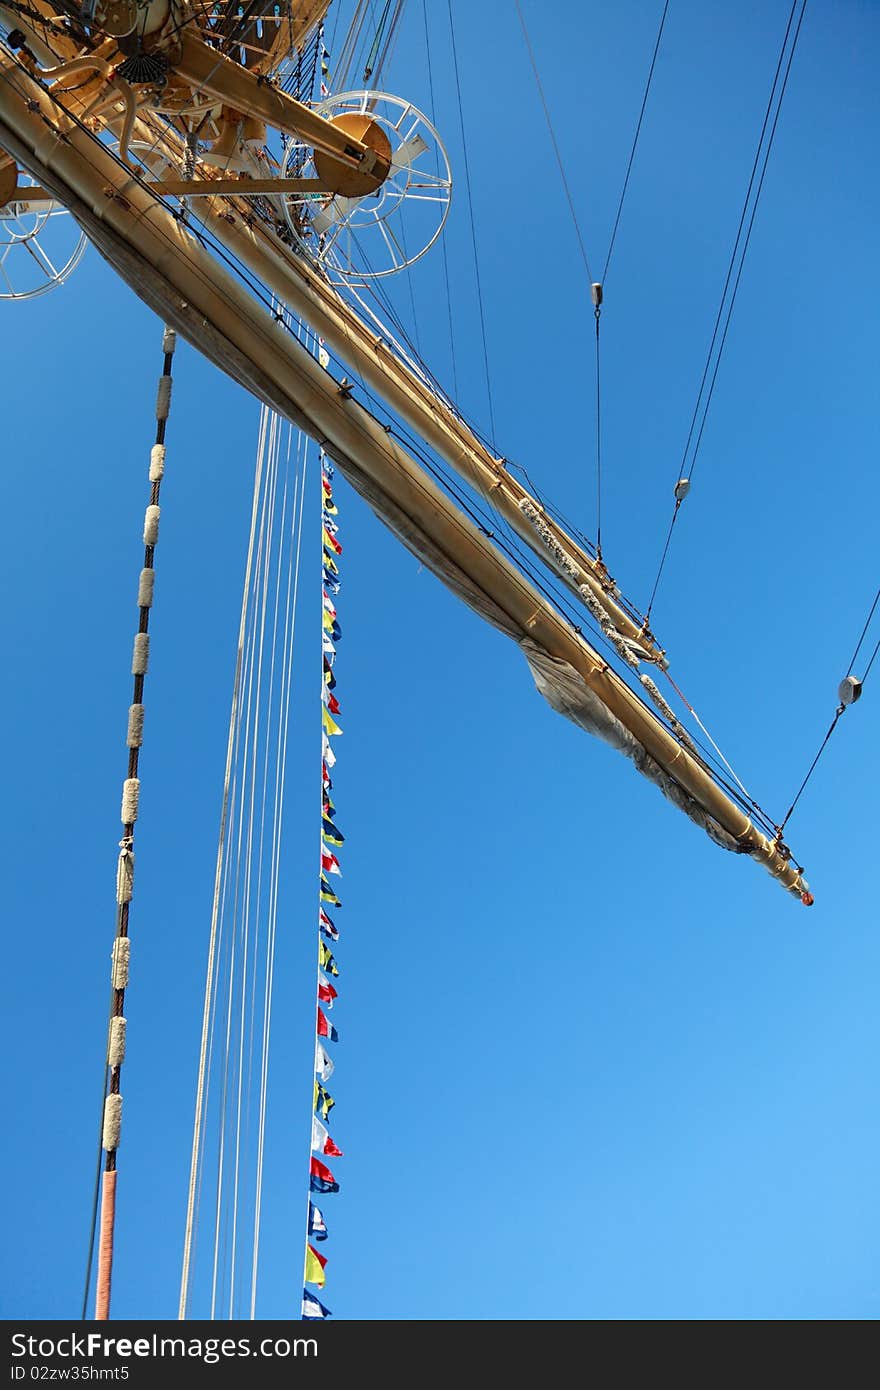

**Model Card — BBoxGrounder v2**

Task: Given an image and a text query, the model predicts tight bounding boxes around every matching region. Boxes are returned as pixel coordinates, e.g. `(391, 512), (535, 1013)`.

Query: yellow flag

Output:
(304, 1245), (326, 1288)
(322, 706), (343, 737)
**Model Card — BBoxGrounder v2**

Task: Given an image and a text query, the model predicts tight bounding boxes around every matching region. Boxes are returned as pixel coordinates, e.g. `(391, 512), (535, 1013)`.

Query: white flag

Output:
(312, 1115), (330, 1152)
(315, 1041), (334, 1082)
(302, 1290), (331, 1319)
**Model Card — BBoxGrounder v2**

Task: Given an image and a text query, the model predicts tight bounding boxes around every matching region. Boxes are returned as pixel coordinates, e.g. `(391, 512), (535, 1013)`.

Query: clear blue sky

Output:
(1, 0), (878, 1321)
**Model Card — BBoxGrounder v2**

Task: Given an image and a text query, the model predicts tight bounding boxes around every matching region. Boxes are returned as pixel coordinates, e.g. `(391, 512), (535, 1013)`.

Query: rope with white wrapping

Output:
(83, 325), (177, 1321)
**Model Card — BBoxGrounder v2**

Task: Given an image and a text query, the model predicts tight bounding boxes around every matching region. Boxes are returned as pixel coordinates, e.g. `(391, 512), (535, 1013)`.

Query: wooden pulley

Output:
(313, 113), (392, 198)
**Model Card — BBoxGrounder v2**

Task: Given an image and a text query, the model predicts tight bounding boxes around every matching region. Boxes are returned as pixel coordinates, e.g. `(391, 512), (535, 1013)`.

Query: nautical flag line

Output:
(303, 442), (345, 1321)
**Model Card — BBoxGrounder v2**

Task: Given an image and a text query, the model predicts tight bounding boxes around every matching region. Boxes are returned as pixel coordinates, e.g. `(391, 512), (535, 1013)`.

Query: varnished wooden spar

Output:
(0, 3), (658, 656)
(0, 49), (811, 900)
(197, 190), (662, 656)
(173, 31), (390, 185)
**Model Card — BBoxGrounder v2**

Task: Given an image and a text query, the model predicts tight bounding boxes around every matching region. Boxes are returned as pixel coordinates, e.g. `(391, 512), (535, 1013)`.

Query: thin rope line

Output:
(422, 0), (458, 402)
(218, 415), (272, 1316)
(779, 583), (880, 832)
(779, 706), (842, 831)
(250, 381), (306, 1316)
(209, 420), (267, 1318)
(229, 403), (280, 1316)
(210, 443), (267, 1316)
(244, 416), (289, 1317)
(594, 307), (602, 558)
(846, 585), (880, 674)
(238, 410), (283, 1314)
(79, 1048), (109, 1318)
(644, 502), (679, 623)
(514, 0), (593, 285)
(447, 0), (497, 441)
(682, 0), (799, 483)
(251, 427), (307, 1317)
(663, 672), (758, 808)
(644, 0), (804, 618)
(179, 398), (269, 1320)
(602, 0), (669, 283)
(688, 0), (807, 486)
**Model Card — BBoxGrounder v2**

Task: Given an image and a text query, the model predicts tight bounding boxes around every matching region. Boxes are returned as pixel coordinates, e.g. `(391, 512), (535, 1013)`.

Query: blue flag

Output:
(308, 1201), (328, 1242)
(302, 1289), (332, 1320)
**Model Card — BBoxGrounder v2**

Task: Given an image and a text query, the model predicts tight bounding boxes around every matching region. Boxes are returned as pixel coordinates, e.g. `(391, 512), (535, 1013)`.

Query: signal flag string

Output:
(302, 379), (346, 1320)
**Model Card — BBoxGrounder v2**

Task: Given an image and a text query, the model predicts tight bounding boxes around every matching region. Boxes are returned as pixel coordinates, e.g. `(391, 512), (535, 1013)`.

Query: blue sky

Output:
(1, 0), (878, 1321)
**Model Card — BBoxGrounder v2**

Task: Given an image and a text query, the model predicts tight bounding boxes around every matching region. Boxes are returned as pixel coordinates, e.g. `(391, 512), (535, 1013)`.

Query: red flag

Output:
(323, 1134), (343, 1158)
(321, 846), (340, 875)
(310, 1157), (339, 1193)
(318, 978), (337, 1006)
(317, 1007), (338, 1042)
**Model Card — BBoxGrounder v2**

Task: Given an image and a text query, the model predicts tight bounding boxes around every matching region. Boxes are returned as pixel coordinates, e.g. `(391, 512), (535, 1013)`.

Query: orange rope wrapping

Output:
(94, 1170), (117, 1320)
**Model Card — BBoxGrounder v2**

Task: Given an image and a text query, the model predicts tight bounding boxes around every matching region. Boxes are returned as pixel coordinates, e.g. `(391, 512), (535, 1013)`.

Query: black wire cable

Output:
(446, 0), (497, 443)
(594, 304), (603, 557)
(514, 0), (667, 572)
(688, 0), (807, 487)
(601, 0), (669, 284)
(779, 571), (877, 831)
(778, 707), (842, 832)
(514, 0), (593, 285)
(682, 0), (799, 484)
(422, 0), (458, 403)
(846, 584), (880, 675)
(644, 0), (805, 620)
(80, 1050), (110, 1318)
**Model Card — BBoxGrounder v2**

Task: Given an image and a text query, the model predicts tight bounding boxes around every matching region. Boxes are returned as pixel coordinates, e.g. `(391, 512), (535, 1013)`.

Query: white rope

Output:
(246, 448), (293, 1316)
(209, 415), (271, 1318)
(241, 414), (289, 1314)
(250, 428), (308, 1317)
(228, 406), (278, 1316)
(217, 400), (275, 1316)
(178, 398), (269, 1320)
(681, 698), (757, 806)
(241, 404), (286, 1314)
(181, 310), (314, 1316)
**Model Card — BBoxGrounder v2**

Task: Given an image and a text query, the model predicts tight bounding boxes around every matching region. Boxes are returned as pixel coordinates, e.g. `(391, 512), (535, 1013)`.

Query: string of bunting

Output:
(302, 430), (345, 1322)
